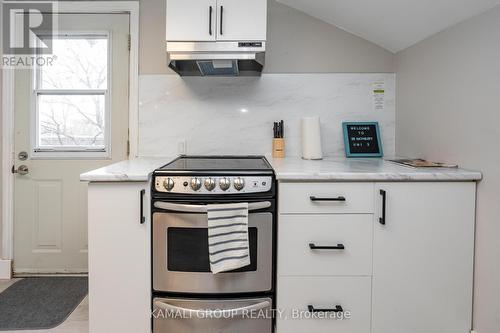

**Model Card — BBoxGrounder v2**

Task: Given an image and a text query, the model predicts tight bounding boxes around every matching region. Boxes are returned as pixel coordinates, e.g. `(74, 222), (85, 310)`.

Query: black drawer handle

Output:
(310, 196), (346, 202)
(308, 305), (343, 313)
(309, 243), (345, 250)
(140, 189), (146, 224)
(379, 189), (386, 225)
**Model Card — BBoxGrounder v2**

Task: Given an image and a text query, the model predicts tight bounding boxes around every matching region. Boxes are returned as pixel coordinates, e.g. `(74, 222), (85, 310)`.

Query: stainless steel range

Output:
(151, 156), (276, 333)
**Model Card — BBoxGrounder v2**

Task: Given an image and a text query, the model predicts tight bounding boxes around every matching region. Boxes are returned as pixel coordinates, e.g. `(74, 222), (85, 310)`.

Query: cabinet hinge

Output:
(127, 34), (131, 51)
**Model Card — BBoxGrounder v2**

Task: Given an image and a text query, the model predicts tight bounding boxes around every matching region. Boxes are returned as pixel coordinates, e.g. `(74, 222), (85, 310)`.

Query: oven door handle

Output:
(154, 201), (271, 213)
(154, 300), (271, 318)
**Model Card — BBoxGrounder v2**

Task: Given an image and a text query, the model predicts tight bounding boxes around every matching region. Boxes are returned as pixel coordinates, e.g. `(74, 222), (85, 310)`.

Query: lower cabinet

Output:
(87, 182), (151, 333)
(372, 182), (475, 333)
(277, 181), (476, 333)
(276, 277), (371, 333)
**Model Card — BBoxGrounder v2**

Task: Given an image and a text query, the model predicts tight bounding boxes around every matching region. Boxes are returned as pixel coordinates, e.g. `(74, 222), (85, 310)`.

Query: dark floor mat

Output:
(0, 277), (88, 331)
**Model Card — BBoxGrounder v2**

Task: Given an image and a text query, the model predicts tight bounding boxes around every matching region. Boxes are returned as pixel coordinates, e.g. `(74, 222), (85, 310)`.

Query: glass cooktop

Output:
(159, 156), (272, 171)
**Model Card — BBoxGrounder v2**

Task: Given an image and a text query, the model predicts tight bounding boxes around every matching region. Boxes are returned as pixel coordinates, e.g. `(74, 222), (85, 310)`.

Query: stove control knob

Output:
(219, 178), (231, 191)
(190, 178), (202, 191)
(234, 178), (245, 191)
(163, 178), (175, 191)
(204, 178), (216, 191)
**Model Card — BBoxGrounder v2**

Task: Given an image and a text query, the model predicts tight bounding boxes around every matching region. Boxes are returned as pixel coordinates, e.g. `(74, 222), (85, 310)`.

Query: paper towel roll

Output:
(301, 116), (323, 160)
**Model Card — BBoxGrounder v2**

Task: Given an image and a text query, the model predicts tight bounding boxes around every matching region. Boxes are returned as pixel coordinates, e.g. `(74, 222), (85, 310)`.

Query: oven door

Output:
(153, 297), (273, 333)
(153, 200), (274, 294)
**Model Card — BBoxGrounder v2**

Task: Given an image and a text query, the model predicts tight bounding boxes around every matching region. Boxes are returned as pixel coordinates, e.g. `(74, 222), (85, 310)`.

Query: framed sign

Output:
(342, 122), (383, 158)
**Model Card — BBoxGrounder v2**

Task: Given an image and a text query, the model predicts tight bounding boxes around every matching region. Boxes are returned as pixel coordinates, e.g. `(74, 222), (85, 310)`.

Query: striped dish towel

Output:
(207, 202), (250, 274)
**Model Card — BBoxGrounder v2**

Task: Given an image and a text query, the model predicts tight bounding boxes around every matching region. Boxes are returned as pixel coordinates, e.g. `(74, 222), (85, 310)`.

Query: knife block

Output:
(272, 138), (285, 158)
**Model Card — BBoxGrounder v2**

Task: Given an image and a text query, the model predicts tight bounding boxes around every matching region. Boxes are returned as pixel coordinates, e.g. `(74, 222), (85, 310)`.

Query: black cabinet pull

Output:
(379, 189), (386, 225)
(308, 305), (343, 313)
(209, 6), (213, 35)
(310, 196), (346, 202)
(220, 6), (223, 35)
(140, 189), (146, 224)
(309, 243), (345, 250)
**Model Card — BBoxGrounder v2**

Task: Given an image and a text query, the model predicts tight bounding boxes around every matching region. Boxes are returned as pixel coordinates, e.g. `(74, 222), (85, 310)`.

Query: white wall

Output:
(395, 6), (500, 333)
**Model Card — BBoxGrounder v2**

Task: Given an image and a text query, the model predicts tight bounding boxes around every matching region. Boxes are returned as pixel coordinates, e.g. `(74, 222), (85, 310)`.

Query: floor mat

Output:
(0, 277), (88, 331)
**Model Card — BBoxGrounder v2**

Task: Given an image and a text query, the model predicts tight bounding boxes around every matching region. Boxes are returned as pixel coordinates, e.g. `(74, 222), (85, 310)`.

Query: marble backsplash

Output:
(138, 73), (395, 157)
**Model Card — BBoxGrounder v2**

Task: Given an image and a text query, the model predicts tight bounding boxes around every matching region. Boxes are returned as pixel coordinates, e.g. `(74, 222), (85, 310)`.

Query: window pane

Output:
(38, 95), (105, 148)
(39, 37), (108, 90)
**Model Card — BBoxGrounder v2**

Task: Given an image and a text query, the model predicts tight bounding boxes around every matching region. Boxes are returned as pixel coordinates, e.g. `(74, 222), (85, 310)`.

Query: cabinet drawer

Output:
(277, 276), (371, 333)
(279, 183), (373, 214)
(278, 215), (372, 276)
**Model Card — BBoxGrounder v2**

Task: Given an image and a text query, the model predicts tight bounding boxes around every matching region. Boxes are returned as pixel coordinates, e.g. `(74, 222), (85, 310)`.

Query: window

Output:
(33, 34), (110, 157)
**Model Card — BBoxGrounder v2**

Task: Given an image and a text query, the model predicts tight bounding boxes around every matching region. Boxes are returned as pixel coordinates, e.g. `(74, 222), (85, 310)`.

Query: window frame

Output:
(31, 31), (112, 159)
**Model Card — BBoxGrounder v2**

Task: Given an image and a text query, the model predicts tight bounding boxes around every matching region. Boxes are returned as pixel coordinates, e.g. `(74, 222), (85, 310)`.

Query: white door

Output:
(217, 0), (267, 41)
(372, 183), (475, 333)
(13, 13), (130, 274)
(166, 0), (217, 41)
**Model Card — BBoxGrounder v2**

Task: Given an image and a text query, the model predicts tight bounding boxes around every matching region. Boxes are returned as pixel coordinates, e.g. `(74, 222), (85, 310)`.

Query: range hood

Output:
(167, 41), (265, 76)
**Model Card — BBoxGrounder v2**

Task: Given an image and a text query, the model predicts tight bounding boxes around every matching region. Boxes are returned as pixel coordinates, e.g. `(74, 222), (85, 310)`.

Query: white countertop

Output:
(267, 156), (482, 181)
(80, 157), (175, 182)
(80, 156), (482, 182)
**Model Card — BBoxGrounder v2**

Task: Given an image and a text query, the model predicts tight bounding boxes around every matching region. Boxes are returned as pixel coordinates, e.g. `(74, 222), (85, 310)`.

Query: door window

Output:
(33, 34), (110, 158)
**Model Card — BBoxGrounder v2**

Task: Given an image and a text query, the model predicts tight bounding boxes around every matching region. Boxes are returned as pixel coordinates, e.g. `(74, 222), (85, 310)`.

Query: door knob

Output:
(12, 165), (29, 175)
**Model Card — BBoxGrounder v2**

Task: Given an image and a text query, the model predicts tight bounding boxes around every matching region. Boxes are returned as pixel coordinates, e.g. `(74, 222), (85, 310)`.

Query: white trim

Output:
(14, 268), (88, 275)
(1, 1), (140, 264)
(2, 70), (15, 260)
(0, 259), (13, 279)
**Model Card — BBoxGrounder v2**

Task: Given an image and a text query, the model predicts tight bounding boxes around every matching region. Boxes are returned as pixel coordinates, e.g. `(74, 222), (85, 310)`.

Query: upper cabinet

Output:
(166, 0), (217, 41)
(166, 0), (267, 42)
(216, 0), (267, 41)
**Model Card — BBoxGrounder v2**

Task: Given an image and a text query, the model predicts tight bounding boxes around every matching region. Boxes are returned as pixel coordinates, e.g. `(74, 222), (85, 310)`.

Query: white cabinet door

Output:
(372, 182), (475, 333)
(166, 0), (216, 41)
(88, 182), (151, 333)
(217, 0), (267, 41)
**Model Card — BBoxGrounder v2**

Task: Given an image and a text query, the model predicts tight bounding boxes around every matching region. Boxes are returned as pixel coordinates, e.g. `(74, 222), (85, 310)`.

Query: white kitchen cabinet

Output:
(217, 0), (267, 41)
(277, 181), (476, 333)
(372, 182), (475, 333)
(88, 182), (151, 333)
(166, 0), (267, 42)
(166, 0), (217, 41)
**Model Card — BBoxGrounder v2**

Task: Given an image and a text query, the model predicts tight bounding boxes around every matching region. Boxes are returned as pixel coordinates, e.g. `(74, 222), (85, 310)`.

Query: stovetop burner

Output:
(159, 155), (272, 171)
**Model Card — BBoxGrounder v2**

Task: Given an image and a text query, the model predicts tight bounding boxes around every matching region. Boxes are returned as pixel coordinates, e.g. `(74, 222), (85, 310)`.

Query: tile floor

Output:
(0, 279), (89, 333)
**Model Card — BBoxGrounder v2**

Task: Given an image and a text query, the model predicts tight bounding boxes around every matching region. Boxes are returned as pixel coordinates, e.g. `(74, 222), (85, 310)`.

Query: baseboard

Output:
(13, 268), (88, 275)
(0, 259), (12, 279)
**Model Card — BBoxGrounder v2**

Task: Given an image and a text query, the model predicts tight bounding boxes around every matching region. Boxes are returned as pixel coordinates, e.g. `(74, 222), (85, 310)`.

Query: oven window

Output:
(167, 227), (258, 272)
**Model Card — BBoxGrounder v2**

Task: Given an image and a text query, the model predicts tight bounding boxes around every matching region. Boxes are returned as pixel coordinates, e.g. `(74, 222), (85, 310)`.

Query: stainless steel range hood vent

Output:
(167, 42), (265, 77)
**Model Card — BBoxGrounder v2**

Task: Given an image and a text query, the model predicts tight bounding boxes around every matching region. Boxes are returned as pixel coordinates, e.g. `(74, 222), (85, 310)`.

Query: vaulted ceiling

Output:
(277, 0), (500, 53)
